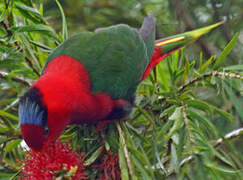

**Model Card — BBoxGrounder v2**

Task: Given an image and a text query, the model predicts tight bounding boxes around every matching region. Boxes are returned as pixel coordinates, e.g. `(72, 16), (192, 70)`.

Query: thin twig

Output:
(0, 21), (12, 36)
(179, 71), (243, 92)
(215, 128), (243, 147)
(179, 127), (243, 167)
(0, 71), (31, 87)
(4, 0), (9, 9)
(24, 57), (40, 77)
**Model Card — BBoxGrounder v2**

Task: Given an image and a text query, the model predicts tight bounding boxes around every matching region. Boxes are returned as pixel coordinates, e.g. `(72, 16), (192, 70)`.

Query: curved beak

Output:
(21, 124), (46, 151)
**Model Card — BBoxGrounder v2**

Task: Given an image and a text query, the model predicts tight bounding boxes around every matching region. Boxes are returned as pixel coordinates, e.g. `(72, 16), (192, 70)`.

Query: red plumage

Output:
(142, 47), (178, 80)
(25, 56), (115, 150)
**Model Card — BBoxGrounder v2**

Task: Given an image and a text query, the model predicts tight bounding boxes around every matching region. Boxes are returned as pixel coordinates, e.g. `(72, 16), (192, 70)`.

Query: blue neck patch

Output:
(19, 87), (47, 126)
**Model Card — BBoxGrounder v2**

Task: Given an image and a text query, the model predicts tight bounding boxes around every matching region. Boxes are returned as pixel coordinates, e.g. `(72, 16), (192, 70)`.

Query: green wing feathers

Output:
(44, 16), (156, 101)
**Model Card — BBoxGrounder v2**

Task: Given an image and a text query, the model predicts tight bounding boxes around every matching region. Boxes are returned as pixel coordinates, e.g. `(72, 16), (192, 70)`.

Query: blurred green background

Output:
(40, 0), (243, 63)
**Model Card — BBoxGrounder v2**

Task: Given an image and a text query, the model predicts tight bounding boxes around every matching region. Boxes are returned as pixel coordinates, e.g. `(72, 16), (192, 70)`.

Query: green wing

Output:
(44, 24), (151, 101)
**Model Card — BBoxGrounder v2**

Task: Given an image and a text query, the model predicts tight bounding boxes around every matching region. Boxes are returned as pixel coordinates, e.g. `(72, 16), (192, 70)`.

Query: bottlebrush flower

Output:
(98, 151), (121, 180)
(20, 141), (87, 180)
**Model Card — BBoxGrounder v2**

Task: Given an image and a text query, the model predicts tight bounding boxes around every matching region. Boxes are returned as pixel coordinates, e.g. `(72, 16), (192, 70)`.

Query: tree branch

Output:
(179, 128), (243, 167)
(179, 71), (243, 92)
(0, 71), (31, 87)
(24, 57), (40, 77)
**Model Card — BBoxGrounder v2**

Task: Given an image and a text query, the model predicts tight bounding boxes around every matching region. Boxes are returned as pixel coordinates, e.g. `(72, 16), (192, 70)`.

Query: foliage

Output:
(0, 0), (242, 179)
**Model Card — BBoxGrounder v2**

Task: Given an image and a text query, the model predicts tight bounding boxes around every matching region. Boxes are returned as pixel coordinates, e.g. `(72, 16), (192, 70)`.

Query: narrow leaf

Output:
(222, 80), (243, 120)
(223, 64), (243, 71)
(0, 110), (19, 121)
(11, 24), (57, 40)
(84, 146), (103, 166)
(4, 139), (22, 154)
(55, 0), (68, 41)
(15, 3), (46, 24)
(119, 144), (129, 180)
(197, 55), (216, 73)
(213, 33), (239, 69)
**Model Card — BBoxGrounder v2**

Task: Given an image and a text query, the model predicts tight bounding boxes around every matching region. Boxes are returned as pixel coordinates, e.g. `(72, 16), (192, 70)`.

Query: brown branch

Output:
(4, 0), (9, 9)
(215, 128), (243, 147)
(0, 142), (6, 167)
(25, 57), (40, 77)
(0, 72), (31, 87)
(179, 71), (243, 92)
(0, 21), (12, 36)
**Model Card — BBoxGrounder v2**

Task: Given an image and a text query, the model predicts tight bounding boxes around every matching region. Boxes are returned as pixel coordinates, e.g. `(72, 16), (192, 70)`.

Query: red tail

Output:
(142, 21), (224, 80)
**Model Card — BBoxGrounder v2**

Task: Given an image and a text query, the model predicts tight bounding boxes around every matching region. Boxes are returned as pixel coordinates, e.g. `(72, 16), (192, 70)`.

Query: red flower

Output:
(20, 141), (87, 180)
(98, 151), (121, 180)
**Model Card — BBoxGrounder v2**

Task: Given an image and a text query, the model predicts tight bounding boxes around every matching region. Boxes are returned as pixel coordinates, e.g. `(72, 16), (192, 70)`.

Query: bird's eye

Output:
(44, 126), (49, 137)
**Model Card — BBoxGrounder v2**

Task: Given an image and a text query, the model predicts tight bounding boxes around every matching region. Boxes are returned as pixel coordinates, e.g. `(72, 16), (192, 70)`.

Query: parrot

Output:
(18, 12), (223, 151)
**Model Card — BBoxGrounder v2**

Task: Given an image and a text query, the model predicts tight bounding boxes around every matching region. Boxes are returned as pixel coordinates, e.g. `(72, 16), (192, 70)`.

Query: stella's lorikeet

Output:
(19, 13), (223, 151)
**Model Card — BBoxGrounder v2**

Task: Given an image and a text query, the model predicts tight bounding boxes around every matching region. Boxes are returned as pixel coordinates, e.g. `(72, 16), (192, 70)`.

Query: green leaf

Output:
(137, 145), (155, 178)
(15, 3), (46, 24)
(185, 99), (212, 114)
(0, 173), (17, 178)
(10, 24), (57, 40)
(84, 146), (103, 166)
(157, 65), (169, 92)
(187, 110), (218, 137)
(160, 105), (176, 118)
(119, 145), (129, 180)
(125, 122), (149, 144)
(152, 131), (167, 174)
(168, 143), (177, 173)
(19, 34), (41, 71)
(29, 40), (52, 52)
(0, 9), (8, 22)
(135, 105), (154, 125)
(206, 163), (239, 174)
(55, 0), (68, 41)
(211, 106), (235, 122)
(223, 64), (243, 71)
(182, 56), (190, 83)
(186, 98), (234, 121)
(167, 107), (184, 138)
(0, 136), (9, 144)
(157, 118), (175, 141)
(4, 139), (22, 154)
(222, 80), (243, 120)
(0, 110), (19, 121)
(197, 55), (216, 73)
(131, 155), (150, 180)
(213, 33), (239, 69)
(0, 126), (10, 133)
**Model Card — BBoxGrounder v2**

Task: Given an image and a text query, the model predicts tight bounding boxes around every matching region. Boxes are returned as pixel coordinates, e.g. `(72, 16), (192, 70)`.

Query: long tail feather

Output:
(142, 21), (224, 80)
